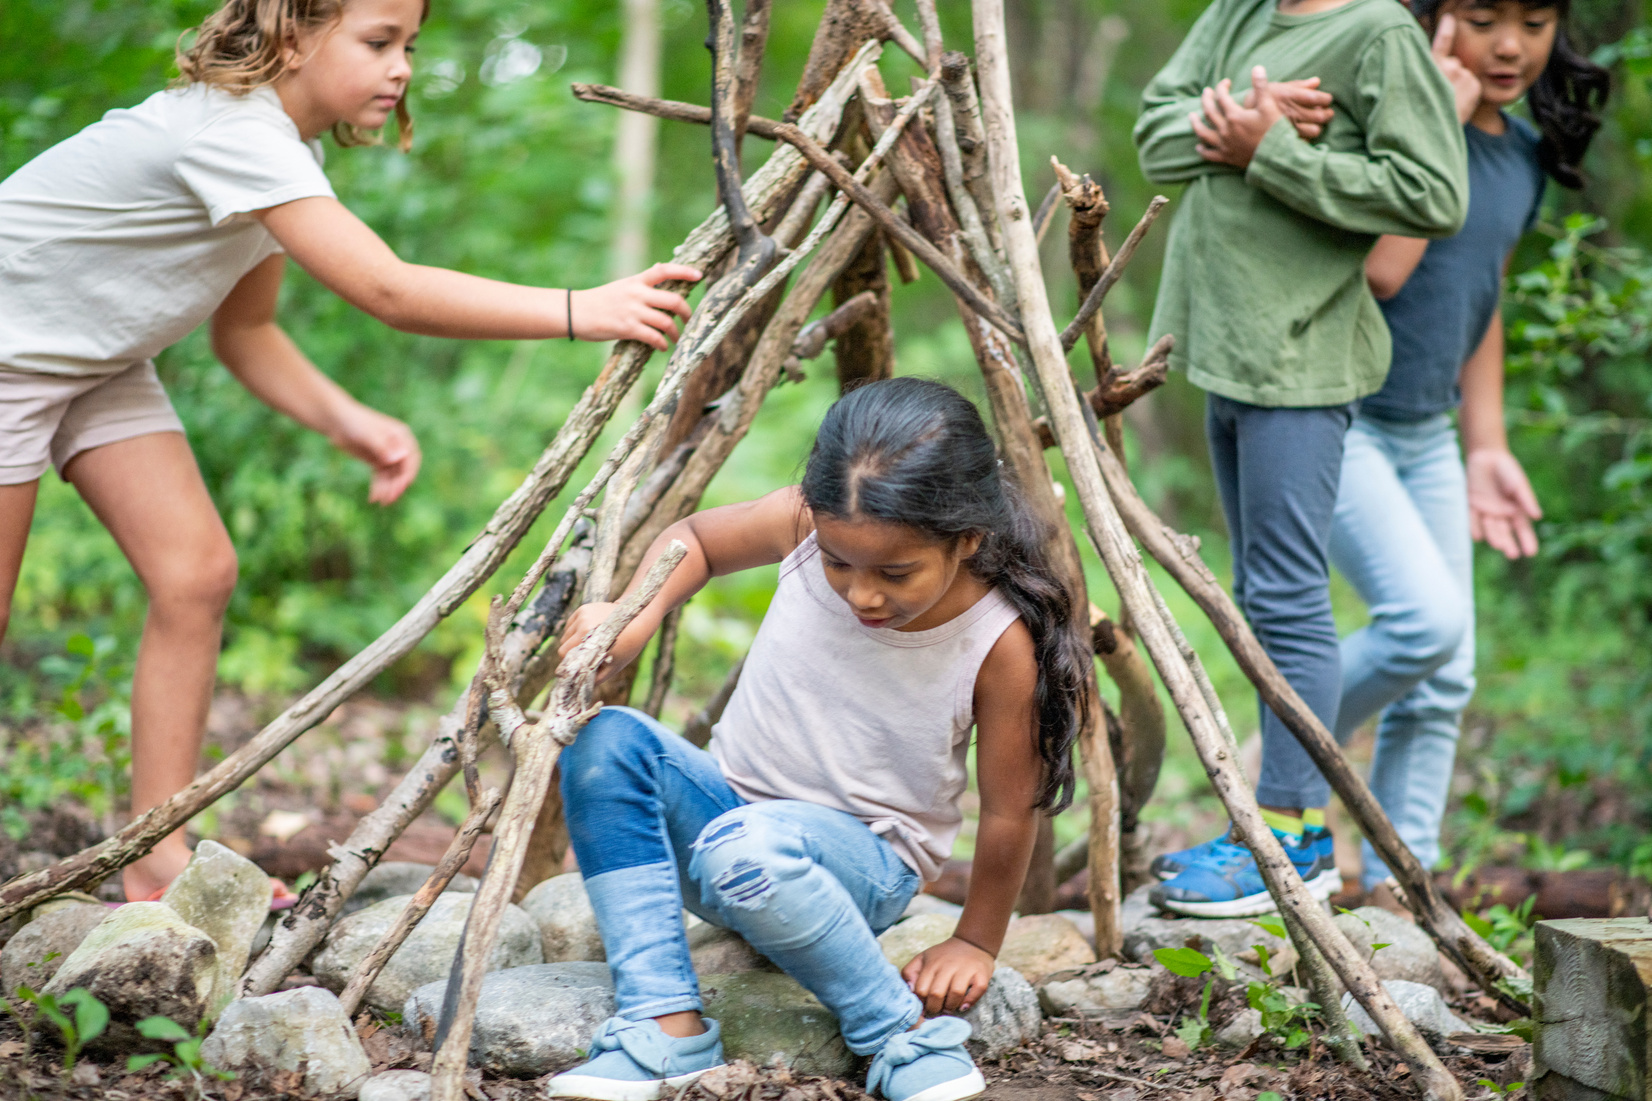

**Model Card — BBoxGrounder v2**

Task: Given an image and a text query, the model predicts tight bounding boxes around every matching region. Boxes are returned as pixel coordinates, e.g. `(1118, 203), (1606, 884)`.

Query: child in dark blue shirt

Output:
(1329, 0), (1608, 902)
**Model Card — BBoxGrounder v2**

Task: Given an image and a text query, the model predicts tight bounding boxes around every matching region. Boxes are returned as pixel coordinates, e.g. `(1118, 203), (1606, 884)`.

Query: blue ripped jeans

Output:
(560, 707), (924, 1055)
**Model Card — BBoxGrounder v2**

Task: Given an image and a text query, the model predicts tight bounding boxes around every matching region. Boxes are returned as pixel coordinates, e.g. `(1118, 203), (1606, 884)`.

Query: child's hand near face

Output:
(1430, 14), (1484, 124)
(902, 937), (995, 1017)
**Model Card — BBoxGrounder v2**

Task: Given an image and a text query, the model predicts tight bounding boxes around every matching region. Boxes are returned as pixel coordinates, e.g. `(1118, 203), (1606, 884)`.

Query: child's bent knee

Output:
(688, 810), (804, 913)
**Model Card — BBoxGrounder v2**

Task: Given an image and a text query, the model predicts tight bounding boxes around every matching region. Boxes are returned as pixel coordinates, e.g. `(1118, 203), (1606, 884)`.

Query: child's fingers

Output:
(641, 262), (705, 286)
(636, 307), (683, 341)
(1214, 81), (1246, 127)
(1432, 13), (1458, 60)
(1189, 110), (1221, 146)
(1200, 87), (1229, 134)
(643, 286), (695, 321)
(1251, 65), (1270, 100)
(1513, 514), (1540, 558)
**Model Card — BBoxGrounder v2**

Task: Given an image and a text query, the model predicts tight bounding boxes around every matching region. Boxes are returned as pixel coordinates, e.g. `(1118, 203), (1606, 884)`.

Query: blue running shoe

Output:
(1150, 825), (1234, 881)
(867, 1018), (985, 1101)
(1301, 825), (1343, 899)
(547, 1017), (724, 1101)
(1150, 828), (1338, 918)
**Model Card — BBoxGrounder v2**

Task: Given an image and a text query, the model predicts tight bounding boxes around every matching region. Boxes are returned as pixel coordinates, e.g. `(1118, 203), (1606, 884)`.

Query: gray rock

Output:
(43, 902), (218, 1046)
(343, 863), (478, 918)
(162, 840), (273, 1014)
(1, 903), (108, 993)
(963, 966), (1043, 1059)
(700, 971), (856, 1077)
(1121, 900), (1295, 981)
(1341, 979), (1474, 1040)
(1332, 907), (1447, 992)
(404, 962), (614, 1077)
(1053, 909), (1095, 949)
(877, 914), (958, 970)
(519, 874), (605, 963)
(201, 986), (371, 1098)
(312, 893), (542, 1013)
(1037, 963), (1154, 1018)
(999, 914), (1096, 984)
(902, 895), (964, 921)
(360, 1070), (433, 1101)
(1214, 1007), (1264, 1049)
(689, 923), (775, 975)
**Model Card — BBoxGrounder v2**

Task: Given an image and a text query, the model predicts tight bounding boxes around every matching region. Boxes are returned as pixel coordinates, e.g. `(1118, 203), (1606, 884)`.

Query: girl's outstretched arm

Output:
(903, 621), (1042, 1017)
(255, 196), (700, 351)
(212, 253), (420, 504)
(558, 486), (811, 680)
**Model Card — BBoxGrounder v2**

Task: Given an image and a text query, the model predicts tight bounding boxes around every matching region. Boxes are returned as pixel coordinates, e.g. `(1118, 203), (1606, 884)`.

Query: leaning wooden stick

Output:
(969, 1), (1460, 1095)
(1087, 428), (1532, 1011)
(767, 116), (1027, 345)
(429, 544), (688, 1101)
(570, 84), (783, 139)
(337, 786), (502, 1019)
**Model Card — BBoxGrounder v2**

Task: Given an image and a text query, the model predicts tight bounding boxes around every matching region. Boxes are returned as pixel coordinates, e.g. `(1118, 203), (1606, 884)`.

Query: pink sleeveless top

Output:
(710, 532), (1021, 881)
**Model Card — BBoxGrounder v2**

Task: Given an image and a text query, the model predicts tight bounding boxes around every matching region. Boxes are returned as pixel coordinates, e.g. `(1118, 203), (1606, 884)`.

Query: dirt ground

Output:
(0, 999), (1532, 1101)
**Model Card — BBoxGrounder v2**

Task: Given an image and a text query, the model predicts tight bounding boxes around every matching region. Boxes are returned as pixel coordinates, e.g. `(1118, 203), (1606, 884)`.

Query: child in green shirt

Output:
(1133, 0), (1470, 917)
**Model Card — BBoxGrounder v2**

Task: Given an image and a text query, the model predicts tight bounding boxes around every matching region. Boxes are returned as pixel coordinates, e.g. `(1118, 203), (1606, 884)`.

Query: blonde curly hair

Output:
(176, 0), (427, 152)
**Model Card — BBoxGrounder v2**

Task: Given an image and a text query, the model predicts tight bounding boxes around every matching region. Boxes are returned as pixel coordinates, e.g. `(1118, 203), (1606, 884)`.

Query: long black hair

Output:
(800, 377), (1089, 813)
(1410, 0), (1610, 188)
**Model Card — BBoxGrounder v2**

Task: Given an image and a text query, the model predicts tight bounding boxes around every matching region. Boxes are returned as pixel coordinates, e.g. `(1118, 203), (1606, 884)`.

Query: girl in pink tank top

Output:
(548, 379), (1089, 1101)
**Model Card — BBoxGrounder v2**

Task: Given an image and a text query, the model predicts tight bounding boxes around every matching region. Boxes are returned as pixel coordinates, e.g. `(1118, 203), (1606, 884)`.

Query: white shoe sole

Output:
(892, 1068), (987, 1101)
(545, 1067), (713, 1101)
(1158, 868), (1344, 919)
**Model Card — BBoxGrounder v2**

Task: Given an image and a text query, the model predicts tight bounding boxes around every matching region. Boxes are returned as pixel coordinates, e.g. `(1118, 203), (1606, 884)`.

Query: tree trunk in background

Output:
(610, 0), (661, 282)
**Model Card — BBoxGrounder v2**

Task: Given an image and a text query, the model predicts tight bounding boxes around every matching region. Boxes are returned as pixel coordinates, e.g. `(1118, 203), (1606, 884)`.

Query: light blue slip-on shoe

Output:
(866, 1017), (985, 1101)
(1149, 828), (1335, 919)
(1149, 824), (1233, 881)
(546, 1016), (724, 1101)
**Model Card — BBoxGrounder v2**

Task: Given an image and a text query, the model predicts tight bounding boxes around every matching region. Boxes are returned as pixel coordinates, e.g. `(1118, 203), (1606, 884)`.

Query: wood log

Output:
(786, 0), (894, 122)
(642, 605), (681, 718)
(1534, 917), (1652, 1100)
(970, 3), (1460, 1094)
(337, 787), (501, 1019)
(1059, 197), (1168, 354)
(430, 546), (688, 1101)
(1089, 604), (1164, 844)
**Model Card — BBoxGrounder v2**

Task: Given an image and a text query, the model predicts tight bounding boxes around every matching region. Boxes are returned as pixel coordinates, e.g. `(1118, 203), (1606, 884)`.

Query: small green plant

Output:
(1478, 1078), (1526, 1096)
(1153, 945), (1216, 1050)
(127, 1015), (236, 1093)
(2, 982), (108, 1076)
(1464, 895), (1538, 964)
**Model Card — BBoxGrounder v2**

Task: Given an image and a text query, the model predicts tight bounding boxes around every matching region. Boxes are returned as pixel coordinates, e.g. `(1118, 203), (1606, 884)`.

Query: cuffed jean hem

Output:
(619, 995), (705, 1023)
(846, 1005), (925, 1058)
(1254, 782), (1320, 811)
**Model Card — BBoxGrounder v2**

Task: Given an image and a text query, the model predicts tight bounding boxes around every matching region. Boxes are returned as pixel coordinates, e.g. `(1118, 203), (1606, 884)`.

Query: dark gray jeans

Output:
(1205, 393), (1356, 810)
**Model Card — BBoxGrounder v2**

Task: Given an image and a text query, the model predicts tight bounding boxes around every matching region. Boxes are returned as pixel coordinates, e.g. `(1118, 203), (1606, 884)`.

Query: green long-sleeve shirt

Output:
(1135, 0), (1469, 407)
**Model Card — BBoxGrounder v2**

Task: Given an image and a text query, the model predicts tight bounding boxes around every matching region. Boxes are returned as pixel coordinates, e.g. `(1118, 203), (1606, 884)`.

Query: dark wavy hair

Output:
(800, 378), (1088, 813)
(1410, 0), (1610, 188)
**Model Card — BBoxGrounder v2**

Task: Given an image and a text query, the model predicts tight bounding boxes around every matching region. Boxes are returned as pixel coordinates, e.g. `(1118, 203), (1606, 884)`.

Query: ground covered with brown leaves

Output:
(0, 995), (1532, 1101)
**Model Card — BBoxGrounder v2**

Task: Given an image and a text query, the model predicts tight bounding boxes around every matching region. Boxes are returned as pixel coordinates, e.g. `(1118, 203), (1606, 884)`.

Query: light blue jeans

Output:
(559, 707), (924, 1055)
(1329, 413), (1475, 891)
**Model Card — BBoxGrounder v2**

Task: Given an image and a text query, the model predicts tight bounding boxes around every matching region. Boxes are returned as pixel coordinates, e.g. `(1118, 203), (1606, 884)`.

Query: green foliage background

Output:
(2, 0), (1649, 874)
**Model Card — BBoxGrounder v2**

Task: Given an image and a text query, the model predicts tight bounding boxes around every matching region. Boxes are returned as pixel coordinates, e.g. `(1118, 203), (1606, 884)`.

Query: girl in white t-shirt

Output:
(0, 0), (700, 901)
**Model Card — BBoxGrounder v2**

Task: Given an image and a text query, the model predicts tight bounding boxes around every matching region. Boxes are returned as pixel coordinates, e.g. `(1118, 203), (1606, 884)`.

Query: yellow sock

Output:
(1302, 808), (1326, 831)
(1261, 808), (1304, 836)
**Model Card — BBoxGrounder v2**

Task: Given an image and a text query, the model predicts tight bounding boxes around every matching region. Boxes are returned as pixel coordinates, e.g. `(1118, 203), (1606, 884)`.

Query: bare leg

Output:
(67, 434), (238, 901)
(0, 480), (41, 645)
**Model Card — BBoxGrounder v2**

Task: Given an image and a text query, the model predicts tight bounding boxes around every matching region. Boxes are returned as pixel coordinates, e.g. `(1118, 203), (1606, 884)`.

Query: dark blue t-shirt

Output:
(1362, 114), (1545, 422)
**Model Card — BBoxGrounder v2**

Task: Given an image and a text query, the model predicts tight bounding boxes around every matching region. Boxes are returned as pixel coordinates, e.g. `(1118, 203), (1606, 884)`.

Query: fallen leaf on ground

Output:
(1161, 1036), (1191, 1059)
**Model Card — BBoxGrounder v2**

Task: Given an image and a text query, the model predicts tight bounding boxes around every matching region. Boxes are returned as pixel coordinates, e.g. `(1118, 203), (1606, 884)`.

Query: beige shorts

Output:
(0, 361), (186, 485)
